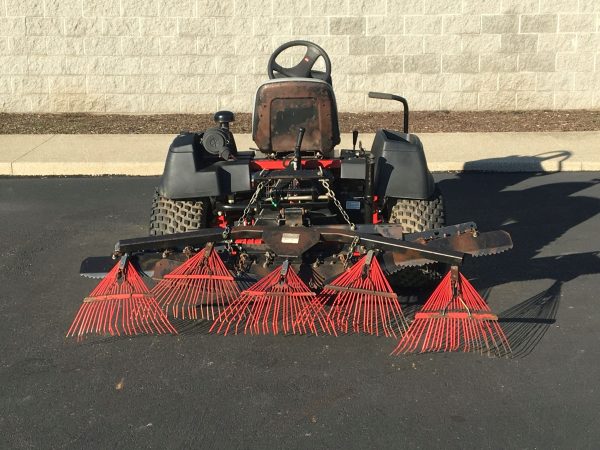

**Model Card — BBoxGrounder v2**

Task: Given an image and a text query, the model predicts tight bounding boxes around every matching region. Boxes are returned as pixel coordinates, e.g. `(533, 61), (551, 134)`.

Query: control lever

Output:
(292, 127), (305, 171)
(352, 130), (358, 151)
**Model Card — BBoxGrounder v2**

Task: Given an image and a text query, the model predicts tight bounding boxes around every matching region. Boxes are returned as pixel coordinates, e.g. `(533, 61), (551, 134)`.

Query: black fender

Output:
(370, 129), (435, 200)
(157, 132), (251, 200)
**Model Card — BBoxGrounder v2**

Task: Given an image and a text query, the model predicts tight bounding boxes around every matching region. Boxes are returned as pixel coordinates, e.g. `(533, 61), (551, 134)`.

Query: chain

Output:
(344, 235), (360, 269)
(318, 177), (358, 268)
(319, 178), (356, 230)
(237, 180), (266, 226)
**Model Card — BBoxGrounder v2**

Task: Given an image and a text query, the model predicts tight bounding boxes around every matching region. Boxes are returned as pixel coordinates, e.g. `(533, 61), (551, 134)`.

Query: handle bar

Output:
(368, 91), (409, 134)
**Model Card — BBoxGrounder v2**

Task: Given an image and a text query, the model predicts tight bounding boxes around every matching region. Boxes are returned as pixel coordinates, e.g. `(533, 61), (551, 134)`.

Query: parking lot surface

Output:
(1, 173), (598, 449)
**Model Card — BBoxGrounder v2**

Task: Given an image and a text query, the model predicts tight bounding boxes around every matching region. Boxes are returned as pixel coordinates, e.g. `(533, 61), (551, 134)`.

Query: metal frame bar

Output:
(115, 225), (464, 265)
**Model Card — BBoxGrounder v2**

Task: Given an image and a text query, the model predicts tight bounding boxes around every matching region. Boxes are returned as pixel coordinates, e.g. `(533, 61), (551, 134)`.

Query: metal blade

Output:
(79, 256), (115, 279)
(381, 253), (436, 270)
(380, 230), (513, 273)
(424, 230), (513, 258)
(79, 254), (165, 279)
(403, 222), (478, 241)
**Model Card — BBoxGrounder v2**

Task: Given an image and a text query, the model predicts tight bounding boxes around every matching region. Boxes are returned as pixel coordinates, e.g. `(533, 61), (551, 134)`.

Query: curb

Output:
(1, 132), (599, 176)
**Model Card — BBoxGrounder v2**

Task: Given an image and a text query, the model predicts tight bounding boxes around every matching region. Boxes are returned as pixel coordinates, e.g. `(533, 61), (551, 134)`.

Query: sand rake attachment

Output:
(320, 251), (408, 337)
(67, 255), (176, 338)
(392, 267), (510, 356)
(211, 260), (332, 335)
(152, 243), (240, 320)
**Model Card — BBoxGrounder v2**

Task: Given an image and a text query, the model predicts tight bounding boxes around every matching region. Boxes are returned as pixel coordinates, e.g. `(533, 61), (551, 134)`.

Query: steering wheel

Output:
(267, 40), (332, 83)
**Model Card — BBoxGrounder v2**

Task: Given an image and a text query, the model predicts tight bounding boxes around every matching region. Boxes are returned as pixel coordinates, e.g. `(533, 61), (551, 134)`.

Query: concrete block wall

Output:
(0, 0), (599, 113)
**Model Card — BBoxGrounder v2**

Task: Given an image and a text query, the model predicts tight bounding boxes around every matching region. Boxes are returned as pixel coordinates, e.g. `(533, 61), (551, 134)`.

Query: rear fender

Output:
(371, 129), (435, 200)
(158, 133), (251, 199)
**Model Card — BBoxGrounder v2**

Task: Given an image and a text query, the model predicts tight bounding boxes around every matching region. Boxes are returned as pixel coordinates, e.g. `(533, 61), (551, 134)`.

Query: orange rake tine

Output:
(318, 251), (408, 338)
(152, 243), (240, 320)
(67, 255), (176, 339)
(211, 261), (322, 336)
(392, 267), (511, 356)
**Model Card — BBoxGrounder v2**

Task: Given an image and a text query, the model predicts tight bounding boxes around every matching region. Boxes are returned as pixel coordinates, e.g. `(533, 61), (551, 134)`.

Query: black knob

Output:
(214, 110), (234, 129)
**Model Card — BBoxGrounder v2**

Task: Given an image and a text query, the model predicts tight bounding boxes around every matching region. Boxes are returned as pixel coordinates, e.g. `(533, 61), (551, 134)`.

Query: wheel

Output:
(267, 40), (332, 82)
(149, 191), (208, 236)
(386, 187), (446, 287)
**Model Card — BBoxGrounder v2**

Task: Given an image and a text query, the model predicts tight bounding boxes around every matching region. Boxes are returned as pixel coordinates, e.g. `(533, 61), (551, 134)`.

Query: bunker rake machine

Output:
(70, 41), (513, 356)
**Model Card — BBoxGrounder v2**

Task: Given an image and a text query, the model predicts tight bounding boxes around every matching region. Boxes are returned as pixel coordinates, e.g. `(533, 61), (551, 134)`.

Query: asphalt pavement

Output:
(1, 173), (599, 449)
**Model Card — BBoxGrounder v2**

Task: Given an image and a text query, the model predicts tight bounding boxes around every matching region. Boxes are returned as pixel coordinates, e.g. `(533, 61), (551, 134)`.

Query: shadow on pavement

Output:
(498, 280), (562, 358)
(172, 317), (214, 335)
(461, 150), (572, 172)
(438, 150), (600, 356)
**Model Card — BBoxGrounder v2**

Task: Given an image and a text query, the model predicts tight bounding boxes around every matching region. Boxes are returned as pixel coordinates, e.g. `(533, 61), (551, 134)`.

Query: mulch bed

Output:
(1, 110), (599, 134)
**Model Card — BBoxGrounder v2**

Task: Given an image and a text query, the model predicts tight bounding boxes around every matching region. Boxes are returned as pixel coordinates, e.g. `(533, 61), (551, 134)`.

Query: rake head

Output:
(67, 255), (176, 338)
(320, 251), (408, 337)
(392, 268), (510, 355)
(152, 244), (240, 320)
(210, 261), (331, 335)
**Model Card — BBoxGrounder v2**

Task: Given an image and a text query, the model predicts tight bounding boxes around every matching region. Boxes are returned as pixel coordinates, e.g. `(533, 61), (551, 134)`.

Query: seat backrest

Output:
(252, 78), (340, 155)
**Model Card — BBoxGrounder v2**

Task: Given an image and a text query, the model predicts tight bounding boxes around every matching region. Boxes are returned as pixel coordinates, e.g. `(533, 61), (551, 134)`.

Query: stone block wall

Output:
(0, 0), (598, 112)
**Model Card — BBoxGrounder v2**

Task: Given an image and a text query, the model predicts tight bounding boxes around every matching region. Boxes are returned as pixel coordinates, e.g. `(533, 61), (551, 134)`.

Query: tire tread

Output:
(387, 188), (446, 287)
(149, 191), (207, 236)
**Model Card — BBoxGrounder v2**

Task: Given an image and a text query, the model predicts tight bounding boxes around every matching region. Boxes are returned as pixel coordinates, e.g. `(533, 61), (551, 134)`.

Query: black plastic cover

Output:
(370, 129), (435, 200)
(158, 133), (251, 199)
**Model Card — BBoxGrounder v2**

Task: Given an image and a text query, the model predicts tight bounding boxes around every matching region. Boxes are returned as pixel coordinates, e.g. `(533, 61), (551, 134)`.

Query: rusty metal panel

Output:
(252, 80), (340, 155)
(261, 227), (321, 257)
